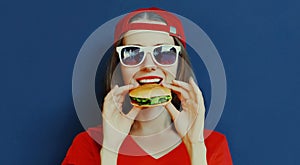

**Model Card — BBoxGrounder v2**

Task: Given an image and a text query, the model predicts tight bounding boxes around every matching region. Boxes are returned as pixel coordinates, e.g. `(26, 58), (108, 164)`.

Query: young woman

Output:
(62, 7), (233, 165)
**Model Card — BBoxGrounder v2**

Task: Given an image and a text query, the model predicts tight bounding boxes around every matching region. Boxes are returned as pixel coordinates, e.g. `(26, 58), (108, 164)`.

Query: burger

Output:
(129, 84), (172, 107)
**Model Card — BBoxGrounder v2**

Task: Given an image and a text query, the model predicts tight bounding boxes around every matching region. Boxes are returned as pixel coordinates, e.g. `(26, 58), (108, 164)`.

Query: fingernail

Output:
(171, 79), (177, 84)
(162, 82), (169, 86)
(189, 77), (195, 83)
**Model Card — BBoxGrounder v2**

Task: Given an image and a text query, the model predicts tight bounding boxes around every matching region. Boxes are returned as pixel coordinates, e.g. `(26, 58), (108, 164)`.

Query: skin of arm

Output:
(183, 137), (207, 165)
(100, 147), (119, 164)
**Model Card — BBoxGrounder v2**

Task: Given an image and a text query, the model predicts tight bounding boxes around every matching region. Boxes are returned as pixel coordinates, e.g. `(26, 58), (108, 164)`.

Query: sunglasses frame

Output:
(116, 45), (181, 67)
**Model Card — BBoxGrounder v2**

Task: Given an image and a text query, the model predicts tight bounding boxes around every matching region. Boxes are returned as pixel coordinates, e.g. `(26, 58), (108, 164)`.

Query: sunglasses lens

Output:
(121, 47), (144, 66)
(153, 46), (177, 65)
(118, 45), (179, 66)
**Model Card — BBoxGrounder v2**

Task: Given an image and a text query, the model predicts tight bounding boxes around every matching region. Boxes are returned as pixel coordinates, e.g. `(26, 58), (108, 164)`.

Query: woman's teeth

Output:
(139, 78), (161, 84)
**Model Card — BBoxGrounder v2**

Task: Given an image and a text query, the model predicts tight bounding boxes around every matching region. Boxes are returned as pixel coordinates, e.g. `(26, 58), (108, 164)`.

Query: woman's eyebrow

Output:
(127, 44), (143, 46)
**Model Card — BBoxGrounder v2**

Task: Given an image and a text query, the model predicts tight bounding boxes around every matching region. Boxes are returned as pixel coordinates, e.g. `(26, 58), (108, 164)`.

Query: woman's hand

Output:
(102, 84), (141, 153)
(163, 77), (207, 164)
(163, 77), (205, 143)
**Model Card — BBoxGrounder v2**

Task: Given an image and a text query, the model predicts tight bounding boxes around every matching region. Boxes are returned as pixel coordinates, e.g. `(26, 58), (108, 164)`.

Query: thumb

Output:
(126, 106), (142, 120)
(165, 103), (180, 121)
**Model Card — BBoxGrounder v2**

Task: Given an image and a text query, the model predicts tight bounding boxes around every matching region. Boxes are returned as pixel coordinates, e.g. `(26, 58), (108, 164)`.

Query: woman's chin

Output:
(134, 106), (165, 122)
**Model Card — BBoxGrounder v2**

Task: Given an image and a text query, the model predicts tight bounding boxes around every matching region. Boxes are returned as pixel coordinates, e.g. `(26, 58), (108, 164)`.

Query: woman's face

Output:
(120, 30), (178, 86)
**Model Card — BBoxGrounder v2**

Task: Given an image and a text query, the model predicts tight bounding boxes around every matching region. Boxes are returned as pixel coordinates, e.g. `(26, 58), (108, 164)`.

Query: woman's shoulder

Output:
(66, 126), (103, 153)
(204, 130), (228, 142)
(61, 127), (103, 165)
(204, 130), (233, 164)
(204, 129), (229, 149)
(73, 125), (103, 146)
(65, 126), (104, 155)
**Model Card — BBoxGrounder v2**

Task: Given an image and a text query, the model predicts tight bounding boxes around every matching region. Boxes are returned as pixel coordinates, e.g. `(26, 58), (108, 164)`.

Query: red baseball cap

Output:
(114, 7), (186, 47)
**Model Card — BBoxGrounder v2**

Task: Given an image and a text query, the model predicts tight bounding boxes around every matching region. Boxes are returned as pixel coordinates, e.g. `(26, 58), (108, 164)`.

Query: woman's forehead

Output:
(123, 30), (174, 46)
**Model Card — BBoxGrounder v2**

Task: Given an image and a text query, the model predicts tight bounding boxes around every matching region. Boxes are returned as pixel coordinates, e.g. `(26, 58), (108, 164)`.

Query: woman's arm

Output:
(183, 140), (207, 165)
(101, 84), (141, 165)
(100, 147), (119, 164)
(163, 77), (207, 165)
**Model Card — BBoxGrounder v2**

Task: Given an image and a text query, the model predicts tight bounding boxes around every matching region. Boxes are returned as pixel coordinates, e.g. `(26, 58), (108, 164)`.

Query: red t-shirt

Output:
(62, 126), (233, 165)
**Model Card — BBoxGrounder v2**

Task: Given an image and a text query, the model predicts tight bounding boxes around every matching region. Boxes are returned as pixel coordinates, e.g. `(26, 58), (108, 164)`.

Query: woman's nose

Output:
(140, 52), (157, 71)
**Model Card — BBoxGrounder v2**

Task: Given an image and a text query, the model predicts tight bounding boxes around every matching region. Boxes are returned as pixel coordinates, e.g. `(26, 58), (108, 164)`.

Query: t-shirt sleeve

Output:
(61, 132), (101, 165)
(206, 131), (233, 165)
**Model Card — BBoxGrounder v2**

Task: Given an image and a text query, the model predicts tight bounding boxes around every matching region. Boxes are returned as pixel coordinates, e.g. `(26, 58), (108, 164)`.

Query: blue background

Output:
(1, 0), (299, 164)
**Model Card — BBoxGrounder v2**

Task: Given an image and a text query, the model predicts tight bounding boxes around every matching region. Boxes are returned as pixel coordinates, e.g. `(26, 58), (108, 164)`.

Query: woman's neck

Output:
(130, 106), (172, 136)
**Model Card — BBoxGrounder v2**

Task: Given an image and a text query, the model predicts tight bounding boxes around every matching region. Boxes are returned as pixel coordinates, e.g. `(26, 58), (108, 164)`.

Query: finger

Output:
(103, 85), (119, 116)
(129, 78), (140, 87)
(107, 85), (130, 116)
(189, 78), (202, 101)
(104, 85), (118, 100)
(189, 77), (205, 111)
(126, 106), (142, 120)
(172, 80), (192, 92)
(102, 103), (118, 119)
(164, 102), (180, 121)
(172, 79), (198, 100)
(114, 84), (136, 96)
(189, 77), (202, 95)
(162, 83), (190, 101)
(111, 84), (136, 110)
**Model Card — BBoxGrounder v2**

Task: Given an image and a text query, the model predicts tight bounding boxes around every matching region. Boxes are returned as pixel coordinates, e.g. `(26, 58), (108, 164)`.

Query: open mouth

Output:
(136, 76), (163, 85)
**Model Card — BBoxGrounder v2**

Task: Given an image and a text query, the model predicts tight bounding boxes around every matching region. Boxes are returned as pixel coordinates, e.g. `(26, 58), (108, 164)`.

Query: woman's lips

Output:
(136, 76), (163, 85)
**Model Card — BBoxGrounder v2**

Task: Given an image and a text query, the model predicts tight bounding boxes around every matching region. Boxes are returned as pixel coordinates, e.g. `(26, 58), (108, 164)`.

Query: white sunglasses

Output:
(116, 45), (181, 67)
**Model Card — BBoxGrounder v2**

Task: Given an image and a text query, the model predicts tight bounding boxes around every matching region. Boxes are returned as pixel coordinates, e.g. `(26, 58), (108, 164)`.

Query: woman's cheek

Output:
(121, 67), (137, 85)
(161, 65), (178, 83)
